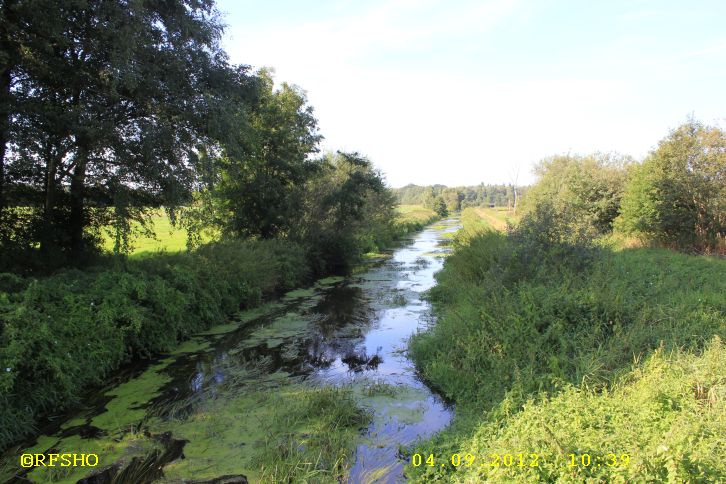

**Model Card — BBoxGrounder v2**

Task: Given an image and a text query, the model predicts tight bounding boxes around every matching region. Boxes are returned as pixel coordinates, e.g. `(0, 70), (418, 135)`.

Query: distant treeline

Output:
(393, 183), (528, 214)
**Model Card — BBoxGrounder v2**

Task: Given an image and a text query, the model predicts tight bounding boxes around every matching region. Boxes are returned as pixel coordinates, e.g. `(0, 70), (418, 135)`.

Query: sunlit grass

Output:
(396, 204), (437, 223)
(471, 206), (519, 232)
(406, 222), (726, 482)
(101, 210), (214, 256)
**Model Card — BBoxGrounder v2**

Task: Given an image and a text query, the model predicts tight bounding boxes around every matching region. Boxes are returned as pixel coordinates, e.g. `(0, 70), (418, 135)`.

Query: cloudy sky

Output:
(215, 0), (726, 187)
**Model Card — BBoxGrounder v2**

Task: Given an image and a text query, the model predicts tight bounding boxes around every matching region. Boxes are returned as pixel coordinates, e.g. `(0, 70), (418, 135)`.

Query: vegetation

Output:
(0, 1), (404, 276)
(616, 120), (725, 253)
(0, 0), (428, 458)
(394, 183), (527, 214)
(101, 210), (198, 256)
(0, 239), (310, 449)
(395, 205), (440, 234)
(469, 207), (519, 232)
(1, 0), (723, 480)
(520, 152), (632, 235)
(406, 122), (726, 482)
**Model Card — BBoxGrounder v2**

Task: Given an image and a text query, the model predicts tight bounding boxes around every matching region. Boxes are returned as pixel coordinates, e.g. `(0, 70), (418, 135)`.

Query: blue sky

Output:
(215, 0), (726, 187)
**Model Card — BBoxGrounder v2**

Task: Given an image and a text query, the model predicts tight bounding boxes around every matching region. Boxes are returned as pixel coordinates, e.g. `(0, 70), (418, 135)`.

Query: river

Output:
(2, 218), (460, 483)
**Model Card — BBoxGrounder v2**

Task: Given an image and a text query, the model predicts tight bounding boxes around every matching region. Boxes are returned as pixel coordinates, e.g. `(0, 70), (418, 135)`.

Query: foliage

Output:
(0, 0), (245, 267)
(430, 196), (449, 217)
(394, 183), (525, 209)
(616, 120), (726, 253)
(0, 239), (310, 450)
(407, 207), (726, 482)
(520, 152), (632, 235)
(212, 69), (322, 239)
(290, 152), (398, 274)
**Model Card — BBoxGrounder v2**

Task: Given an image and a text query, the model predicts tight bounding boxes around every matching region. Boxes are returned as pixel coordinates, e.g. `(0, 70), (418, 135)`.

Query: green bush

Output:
(615, 120), (725, 253)
(0, 239), (309, 450)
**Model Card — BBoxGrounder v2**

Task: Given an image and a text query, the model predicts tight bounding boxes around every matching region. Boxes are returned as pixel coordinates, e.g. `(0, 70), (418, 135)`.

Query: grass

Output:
(396, 204), (439, 224)
(102, 210), (213, 256)
(471, 206), (520, 232)
(406, 216), (726, 482)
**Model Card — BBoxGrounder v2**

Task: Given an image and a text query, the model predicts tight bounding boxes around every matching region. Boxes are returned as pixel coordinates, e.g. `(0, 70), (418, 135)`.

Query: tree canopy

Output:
(616, 120), (725, 252)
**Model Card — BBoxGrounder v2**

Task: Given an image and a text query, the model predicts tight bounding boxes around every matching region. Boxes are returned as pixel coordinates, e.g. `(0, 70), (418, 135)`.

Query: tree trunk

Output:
(69, 144), (88, 262)
(40, 148), (59, 259)
(0, 66), (10, 210)
(0, 0), (16, 211)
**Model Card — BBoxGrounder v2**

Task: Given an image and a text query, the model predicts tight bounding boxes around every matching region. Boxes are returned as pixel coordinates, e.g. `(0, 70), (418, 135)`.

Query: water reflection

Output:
(9, 218), (461, 483)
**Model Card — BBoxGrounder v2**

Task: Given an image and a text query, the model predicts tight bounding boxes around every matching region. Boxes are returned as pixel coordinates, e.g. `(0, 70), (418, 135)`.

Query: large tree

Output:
(213, 69), (321, 239)
(1, 0), (245, 267)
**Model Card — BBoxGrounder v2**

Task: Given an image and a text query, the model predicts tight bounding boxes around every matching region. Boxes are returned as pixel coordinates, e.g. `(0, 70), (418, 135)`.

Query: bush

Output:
(616, 120), (726, 253)
(0, 239), (310, 450)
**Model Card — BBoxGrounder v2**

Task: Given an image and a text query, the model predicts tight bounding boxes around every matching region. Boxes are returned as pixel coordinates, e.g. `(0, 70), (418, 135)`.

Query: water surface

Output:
(2, 218), (460, 483)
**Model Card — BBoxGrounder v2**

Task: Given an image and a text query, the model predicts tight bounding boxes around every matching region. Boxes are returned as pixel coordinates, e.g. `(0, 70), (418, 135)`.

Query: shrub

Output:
(616, 120), (726, 253)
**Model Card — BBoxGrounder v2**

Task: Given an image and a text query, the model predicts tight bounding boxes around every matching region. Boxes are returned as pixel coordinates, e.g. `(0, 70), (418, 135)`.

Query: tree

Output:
(1, 0), (242, 268)
(432, 196), (448, 217)
(521, 152), (631, 235)
(616, 120), (725, 252)
(291, 151), (396, 273)
(442, 188), (463, 213)
(213, 69), (321, 239)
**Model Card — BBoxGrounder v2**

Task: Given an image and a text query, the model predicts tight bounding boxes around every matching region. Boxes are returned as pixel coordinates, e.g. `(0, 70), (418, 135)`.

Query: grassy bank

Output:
(407, 215), (726, 481)
(470, 206), (519, 232)
(0, 240), (310, 450)
(395, 205), (440, 234)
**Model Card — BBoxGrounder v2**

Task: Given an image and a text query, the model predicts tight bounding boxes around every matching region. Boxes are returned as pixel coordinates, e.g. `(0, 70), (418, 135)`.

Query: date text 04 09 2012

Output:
(411, 452), (630, 469)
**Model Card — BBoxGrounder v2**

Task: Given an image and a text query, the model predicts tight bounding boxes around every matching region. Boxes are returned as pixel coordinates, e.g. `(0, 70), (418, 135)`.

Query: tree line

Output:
(0, 0), (396, 274)
(393, 183), (527, 216)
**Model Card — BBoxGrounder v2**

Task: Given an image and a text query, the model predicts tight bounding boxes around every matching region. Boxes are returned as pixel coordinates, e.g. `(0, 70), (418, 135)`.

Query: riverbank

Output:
(1, 213), (452, 482)
(0, 239), (312, 452)
(0, 205), (439, 454)
(406, 212), (726, 481)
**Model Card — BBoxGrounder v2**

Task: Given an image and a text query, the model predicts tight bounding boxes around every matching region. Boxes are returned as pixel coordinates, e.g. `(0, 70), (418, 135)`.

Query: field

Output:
(470, 207), (520, 232)
(101, 206), (438, 257)
(102, 210), (195, 256)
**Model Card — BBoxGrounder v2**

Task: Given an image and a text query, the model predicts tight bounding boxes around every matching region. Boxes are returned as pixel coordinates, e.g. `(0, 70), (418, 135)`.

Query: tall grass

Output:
(407, 213), (726, 482)
(394, 205), (440, 236)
